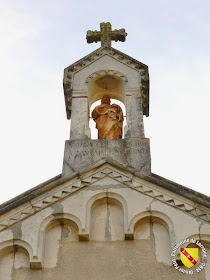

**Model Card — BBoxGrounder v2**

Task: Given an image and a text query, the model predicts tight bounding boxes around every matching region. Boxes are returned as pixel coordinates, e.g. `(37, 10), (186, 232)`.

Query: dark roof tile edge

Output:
(0, 175), (62, 215)
(149, 173), (210, 209)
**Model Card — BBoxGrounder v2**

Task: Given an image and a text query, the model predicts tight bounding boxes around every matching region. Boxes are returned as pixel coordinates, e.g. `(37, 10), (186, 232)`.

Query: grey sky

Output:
(0, 0), (210, 204)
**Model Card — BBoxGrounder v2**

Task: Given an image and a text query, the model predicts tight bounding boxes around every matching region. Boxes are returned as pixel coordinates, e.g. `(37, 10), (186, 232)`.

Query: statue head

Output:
(101, 95), (111, 105)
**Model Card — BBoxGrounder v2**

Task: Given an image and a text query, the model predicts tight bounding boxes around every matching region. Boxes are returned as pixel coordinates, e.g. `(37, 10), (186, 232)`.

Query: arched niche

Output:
(86, 70), (127, 108)
(86, 192), (128, 235)
(90, 197), (124, 241)
(43, 217), (79, 268)
(133, 214), (172, 265)
(86, 71), (127, 140)
(0, 245), (30, 280)
(37, 213), (82, 267)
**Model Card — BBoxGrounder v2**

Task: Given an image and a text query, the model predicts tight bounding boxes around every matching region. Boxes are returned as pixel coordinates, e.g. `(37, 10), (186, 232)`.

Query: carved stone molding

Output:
(85, 70), (128, 84)
(0, 166), (209, 233)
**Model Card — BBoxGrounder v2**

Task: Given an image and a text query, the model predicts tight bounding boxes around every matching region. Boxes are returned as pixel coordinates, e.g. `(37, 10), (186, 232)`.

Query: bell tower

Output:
(62, 22), (151, 177)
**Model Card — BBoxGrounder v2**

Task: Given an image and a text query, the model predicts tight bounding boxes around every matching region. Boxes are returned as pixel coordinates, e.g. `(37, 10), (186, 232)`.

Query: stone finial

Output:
(86, 22), (127, 47)
(92, 95), (123, 139)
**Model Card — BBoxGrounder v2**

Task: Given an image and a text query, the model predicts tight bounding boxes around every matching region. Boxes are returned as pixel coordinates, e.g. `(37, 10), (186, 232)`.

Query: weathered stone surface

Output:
(11, 241), (206, 280)
(0, 160), (210, 217)
(70, 97), (90, 140)
(86, 22), (127, 47)
(62, 138), (151, 177)
(124, 95), (145, 138)
(0, 162), (210, 279)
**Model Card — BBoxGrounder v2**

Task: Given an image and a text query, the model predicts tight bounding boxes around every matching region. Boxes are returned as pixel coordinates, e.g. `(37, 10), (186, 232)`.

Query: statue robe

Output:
(92, 103), (123, 139)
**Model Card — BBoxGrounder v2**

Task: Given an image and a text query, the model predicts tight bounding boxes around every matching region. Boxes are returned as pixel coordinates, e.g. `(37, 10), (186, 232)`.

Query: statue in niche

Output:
(92, 95), (123, 139)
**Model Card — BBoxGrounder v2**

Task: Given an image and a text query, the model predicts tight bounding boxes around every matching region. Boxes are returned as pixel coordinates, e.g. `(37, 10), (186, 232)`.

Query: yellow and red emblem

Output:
(180, 248), (199, 268)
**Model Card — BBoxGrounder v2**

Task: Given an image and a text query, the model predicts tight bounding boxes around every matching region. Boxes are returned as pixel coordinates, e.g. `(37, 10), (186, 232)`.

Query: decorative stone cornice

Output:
(63, 46), (149, 119)
(0, 164), (209, 232)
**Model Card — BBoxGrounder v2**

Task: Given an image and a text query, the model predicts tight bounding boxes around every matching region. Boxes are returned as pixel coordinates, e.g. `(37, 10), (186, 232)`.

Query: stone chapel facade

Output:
(0, 23), (210, 280)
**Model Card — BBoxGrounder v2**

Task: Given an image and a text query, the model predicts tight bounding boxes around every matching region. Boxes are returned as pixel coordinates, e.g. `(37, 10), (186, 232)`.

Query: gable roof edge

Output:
(0, 158), (209, 217)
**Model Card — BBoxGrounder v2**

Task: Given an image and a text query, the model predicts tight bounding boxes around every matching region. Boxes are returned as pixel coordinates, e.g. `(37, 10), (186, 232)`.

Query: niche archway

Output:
(86, 70), (127, 139)
(43, 218), (79, 268)
(0, 245), (30, 279)
(133, 215), (172, 265)
(90, 197), (124, 241)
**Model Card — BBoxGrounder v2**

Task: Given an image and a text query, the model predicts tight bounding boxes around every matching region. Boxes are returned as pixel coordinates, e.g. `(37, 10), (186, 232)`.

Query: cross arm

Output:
(86, 30), (102, 44)
(110, 29), (127, 42)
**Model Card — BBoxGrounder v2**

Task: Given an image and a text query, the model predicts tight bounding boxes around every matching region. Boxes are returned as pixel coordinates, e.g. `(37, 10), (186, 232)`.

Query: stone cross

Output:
(86, 22), (127, 47)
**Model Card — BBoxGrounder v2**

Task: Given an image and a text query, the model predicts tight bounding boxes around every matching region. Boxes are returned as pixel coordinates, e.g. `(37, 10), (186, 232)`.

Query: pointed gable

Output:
(63, 46), (149, 119)
(0, 159), (209, 234)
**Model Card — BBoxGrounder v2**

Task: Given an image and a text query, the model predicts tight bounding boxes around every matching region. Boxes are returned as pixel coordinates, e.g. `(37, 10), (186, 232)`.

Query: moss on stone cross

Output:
(86, 22), (127, 47)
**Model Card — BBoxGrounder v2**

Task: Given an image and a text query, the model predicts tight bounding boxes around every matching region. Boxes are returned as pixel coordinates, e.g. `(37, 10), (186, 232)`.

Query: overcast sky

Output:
(0, 0), (210, 204)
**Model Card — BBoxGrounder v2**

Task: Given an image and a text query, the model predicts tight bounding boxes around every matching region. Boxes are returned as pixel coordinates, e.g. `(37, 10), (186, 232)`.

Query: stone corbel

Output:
(30, 256), (42, 269)
(79, 228), (89, 241)
(125, 232), (134, 240)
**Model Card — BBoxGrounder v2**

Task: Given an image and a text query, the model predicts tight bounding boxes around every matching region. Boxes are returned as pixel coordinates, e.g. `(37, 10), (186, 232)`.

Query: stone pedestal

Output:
(62, 138), (151, 177)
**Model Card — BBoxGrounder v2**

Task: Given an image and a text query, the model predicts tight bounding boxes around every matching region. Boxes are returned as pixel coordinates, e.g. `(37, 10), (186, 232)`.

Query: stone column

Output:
(124, 94), (145, 138)
(70, 97), (90, 140)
